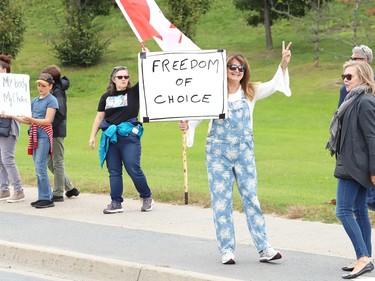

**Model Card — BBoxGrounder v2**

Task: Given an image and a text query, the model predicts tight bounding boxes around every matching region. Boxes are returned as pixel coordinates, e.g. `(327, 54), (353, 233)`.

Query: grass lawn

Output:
(11, 0), (375, 224)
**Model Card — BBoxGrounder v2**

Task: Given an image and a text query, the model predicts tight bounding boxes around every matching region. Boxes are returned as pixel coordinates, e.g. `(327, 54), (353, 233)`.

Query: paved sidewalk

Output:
(0, 186), (373, 281)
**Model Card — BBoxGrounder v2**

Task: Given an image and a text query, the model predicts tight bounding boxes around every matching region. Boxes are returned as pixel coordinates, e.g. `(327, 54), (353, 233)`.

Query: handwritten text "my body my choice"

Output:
(1, 76), (29, 107)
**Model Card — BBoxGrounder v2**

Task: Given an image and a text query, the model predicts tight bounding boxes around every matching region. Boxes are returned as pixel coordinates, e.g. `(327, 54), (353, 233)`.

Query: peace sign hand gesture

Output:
(280, 41), (292, 70)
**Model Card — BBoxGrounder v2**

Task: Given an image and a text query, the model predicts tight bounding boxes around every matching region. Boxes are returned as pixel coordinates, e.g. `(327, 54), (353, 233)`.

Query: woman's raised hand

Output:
(280, 41), (292, 70)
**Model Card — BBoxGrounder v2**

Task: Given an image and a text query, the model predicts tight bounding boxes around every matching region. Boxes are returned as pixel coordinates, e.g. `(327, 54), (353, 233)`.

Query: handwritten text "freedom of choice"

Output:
(150, 58), (220, 104)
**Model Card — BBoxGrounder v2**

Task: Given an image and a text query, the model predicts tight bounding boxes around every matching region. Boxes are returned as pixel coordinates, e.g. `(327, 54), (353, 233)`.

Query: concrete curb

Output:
(0, 241), (241, 281)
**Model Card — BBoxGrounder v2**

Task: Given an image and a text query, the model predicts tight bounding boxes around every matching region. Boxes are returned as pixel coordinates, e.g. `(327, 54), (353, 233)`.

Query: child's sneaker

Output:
(259, 246), (282, 262)
(34, 200), (55, 209)
(222, 251), (235, 264)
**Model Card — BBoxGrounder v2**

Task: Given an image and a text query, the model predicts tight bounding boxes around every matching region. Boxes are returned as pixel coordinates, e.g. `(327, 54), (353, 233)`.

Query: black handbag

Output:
(0, 117), (12, 137)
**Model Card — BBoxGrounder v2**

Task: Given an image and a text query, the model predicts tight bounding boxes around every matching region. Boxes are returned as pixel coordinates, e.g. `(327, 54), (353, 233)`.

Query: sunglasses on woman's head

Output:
(350, 57), (366, 61)
(116, 75), (129, 80)
(227, 64), (246, 72)
(113, 66), (127, 70)
(112, 66), (127, 75)
(341, 74), (353, 81)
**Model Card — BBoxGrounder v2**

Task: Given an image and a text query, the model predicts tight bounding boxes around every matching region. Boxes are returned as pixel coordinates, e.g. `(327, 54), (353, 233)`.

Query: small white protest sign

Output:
(138, 49), (227, 122)
(0, 73), (31, 117)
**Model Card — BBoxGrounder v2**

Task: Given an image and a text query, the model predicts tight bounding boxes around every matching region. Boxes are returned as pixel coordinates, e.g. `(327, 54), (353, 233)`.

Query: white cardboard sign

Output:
(138, 49), (227, 122)
(0, 73), (31, 117)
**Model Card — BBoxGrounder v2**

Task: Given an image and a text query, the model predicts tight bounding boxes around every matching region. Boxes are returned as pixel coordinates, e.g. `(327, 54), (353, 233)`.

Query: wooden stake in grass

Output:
(182, 130), (188, 204)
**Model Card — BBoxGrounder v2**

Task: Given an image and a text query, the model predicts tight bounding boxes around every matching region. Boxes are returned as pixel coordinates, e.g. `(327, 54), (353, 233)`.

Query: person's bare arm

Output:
(89, 112), (105, 149)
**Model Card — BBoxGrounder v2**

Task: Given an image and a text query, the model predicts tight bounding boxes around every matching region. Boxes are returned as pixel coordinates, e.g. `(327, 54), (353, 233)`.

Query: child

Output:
(11, 73), (59, 208)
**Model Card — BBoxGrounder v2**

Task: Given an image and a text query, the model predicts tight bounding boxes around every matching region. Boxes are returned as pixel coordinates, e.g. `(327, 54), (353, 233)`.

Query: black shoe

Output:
(52, 195), (64, 202)
(34, 200), (55, 209)
(342, 266), (354, 272)
(65, 188), (80, 198)
(30, 200), (41, 207)
(342, 262), (374, 279)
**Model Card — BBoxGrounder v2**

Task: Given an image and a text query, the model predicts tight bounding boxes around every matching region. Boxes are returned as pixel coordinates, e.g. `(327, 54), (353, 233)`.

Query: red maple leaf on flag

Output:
(116, 0), (200, 51)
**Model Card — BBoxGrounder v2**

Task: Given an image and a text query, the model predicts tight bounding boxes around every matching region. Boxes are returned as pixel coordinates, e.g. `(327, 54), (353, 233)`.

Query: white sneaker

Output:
(259, 246), (282, 262)
(7, 190), (25, 203)
(0, 189), (10, 201)
(222, 251), (235, 264)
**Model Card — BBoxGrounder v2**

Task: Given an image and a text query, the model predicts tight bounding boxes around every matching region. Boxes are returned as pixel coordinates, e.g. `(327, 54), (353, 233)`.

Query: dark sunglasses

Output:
(350, 56), (367, 61)
(227, 64), (246, 72)
(116, 75), (129, 80)
(341, 74), (353, 81)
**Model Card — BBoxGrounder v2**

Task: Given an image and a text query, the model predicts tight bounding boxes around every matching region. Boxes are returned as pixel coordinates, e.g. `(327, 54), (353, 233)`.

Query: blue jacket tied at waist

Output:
(99, 120), (143, 168)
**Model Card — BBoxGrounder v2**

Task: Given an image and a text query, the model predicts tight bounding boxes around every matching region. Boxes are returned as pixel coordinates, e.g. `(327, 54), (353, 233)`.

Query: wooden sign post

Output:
(138, 50), (227, 204)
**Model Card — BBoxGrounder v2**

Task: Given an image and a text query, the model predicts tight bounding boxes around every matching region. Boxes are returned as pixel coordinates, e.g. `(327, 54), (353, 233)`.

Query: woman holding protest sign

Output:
(88, 65), (153, 214)
(0, 54), (25, 203)
(179, 41), (292, 264)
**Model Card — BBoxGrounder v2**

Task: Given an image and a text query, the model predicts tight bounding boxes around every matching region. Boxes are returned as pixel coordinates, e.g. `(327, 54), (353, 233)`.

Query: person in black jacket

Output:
(43, 65), (80, 202)
(337, 45), (375, 211)
(338, 45), (373, 107)
(327, 60), (375, 279)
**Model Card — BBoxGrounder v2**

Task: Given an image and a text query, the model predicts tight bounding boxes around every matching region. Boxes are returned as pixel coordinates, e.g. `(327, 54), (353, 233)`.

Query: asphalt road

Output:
(0, 211), (357, 281)
(0, 187), (374, 281)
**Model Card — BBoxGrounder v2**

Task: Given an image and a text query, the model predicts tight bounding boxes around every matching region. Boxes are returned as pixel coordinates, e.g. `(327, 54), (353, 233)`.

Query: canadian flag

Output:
(115, 0), (200, 51)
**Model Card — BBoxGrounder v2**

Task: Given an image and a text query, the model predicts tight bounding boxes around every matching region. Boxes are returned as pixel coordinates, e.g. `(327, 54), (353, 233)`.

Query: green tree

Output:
(52, 0), (113, 66)
(233, 0), (307, 50)
(64, 0), (113, 17)
(0, 0), (26, 58)
(339, 0), (374, 46)
(288, 0), (374, 66)
(165, 0), (211, 40)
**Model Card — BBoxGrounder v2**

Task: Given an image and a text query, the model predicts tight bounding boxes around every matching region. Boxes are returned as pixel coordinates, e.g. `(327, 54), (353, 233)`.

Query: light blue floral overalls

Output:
(206, 92), (268, 254)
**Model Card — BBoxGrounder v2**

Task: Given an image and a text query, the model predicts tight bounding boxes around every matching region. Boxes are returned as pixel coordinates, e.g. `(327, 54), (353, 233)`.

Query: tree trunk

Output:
(352, 1), (361, 45)
(313, 0), (321, 67)
(264, 0), (273, 50)
(314, 29), (319, 67)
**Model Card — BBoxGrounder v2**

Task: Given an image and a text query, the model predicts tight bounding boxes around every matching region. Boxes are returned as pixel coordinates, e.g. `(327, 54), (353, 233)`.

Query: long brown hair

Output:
(226, 52), (255, 101)
(0, 54), (12, 73)
(106, 66), (132, 93)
